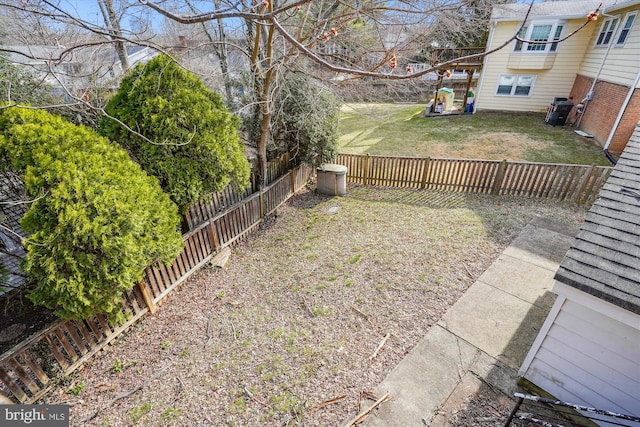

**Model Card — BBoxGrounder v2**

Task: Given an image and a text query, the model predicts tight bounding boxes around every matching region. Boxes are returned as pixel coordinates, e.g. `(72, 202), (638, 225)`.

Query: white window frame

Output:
(595, 15), (621, 46)
(512, 21), (566, 53)
(615, 11), (637, 46)
(495, 74), (537, 97)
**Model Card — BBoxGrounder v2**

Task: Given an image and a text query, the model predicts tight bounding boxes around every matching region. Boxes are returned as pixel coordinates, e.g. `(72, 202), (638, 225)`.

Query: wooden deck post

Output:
(463, 69), (474, 113)
(138, 281), (156, 314)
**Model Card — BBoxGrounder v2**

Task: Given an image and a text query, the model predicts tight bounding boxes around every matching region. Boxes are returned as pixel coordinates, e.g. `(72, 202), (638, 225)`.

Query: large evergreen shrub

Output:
(0, 108), (183, 321)
(99, 55), (250, 210)
(272, 73), (340, 165)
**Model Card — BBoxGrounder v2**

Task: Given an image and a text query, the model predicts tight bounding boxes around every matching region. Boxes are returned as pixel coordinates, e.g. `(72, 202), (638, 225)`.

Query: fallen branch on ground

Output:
(463, 264), (474, 278)
(350, 304), (377, 329)
(350, 304), (368, 319)
(369, 333), (390, 361)
(309, 395), (347, 413)
(344, 391), (391, 426)
(81, 363), (173, 423)
(362, 391), (378, 401)
(244, 387), (270, 408)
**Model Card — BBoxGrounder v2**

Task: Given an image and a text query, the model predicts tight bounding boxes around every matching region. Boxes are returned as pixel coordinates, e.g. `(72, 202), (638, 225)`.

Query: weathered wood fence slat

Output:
(336, 154), (611, 205)
(1, 153), (611, 403)
(0, 162), (313, 404)
(184, 152), (291, 230)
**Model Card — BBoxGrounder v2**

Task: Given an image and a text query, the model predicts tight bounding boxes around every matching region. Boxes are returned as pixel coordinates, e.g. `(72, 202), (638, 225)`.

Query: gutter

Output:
(604, 0), (640, 14)
(603, 67), (640, 164)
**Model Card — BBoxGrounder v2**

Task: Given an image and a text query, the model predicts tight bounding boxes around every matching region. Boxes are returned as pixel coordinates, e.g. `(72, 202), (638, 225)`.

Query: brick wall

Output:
(569, 75), (639, 153)
(611, 88), (640, 153)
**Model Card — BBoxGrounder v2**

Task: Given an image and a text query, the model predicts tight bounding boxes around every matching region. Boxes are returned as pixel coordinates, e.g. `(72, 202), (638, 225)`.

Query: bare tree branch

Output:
(0, 0), (601, 186)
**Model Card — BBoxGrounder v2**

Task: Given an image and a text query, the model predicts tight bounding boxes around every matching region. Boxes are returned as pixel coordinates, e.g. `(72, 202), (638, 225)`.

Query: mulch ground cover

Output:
(26, 184), (588, 426)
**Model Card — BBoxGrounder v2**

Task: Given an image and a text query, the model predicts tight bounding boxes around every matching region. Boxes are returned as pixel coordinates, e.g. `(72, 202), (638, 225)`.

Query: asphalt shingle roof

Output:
(491, 0), (619, 21)
(555, 124), (640, 314)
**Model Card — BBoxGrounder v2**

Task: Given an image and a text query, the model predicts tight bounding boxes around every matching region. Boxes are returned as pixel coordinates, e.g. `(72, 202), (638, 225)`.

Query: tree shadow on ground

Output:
(341, 183), (588, 249)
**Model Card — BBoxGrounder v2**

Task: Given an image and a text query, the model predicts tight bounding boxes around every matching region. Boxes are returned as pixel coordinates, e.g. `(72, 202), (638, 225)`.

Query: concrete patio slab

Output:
(362, 325), (480, 427)
(438, 281), (549, 369)
(503, 217), (578, 270)
(476, 254), (557, 308)
(357, 217), (579, 426)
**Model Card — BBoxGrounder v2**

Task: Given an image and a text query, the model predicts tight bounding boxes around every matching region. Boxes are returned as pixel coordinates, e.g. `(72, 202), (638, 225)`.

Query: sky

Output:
(61, 1), (106, 27)
(56, 1), (248, 38)
(59, 1), (163, 32)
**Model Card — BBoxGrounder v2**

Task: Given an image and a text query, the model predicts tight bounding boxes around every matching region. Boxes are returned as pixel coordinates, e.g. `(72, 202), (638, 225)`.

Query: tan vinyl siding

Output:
(523, 299), (640, 421)
(578, 6), (640, 86)
(478, 20), (598, 112)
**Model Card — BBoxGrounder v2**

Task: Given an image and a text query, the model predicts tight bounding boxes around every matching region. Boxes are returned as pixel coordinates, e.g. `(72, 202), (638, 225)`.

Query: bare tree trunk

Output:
(249, 2), (275, 188)
(98, 0), (129, 72)
(185, 0), (234, 106)
(213, 0), (234, 105)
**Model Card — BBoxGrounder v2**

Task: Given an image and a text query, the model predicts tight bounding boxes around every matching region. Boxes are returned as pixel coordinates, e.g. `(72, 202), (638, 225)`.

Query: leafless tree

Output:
(0, 0), (602, 185)
(98, 0), (130, 72)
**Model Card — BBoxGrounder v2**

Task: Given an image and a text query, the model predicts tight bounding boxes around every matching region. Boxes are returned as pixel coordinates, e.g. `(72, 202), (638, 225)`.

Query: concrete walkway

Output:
(359, 216), (579, 426)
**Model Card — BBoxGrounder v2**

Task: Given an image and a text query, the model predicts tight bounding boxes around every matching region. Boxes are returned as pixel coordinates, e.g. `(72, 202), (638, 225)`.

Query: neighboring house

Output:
(3, 43), (157, 96)
(169, 36), (249, 97)
(476, 0), (640, 154)
(518, 122), (640, 425)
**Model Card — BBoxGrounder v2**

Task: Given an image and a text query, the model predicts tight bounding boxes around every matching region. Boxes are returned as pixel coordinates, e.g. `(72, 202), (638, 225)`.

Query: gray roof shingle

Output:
(491, 0), (620, 21)
(555, 124), (640, 314)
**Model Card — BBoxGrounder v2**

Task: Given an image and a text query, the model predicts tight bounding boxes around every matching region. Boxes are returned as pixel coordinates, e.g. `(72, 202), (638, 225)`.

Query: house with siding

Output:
(3, 44), (158, 95)
(518, 122), (640, 425)
(476, 0), (640, 154)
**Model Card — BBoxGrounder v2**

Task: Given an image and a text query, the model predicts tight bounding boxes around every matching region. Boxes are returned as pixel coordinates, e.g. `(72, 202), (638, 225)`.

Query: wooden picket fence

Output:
(336, 154), (612, 205)
(0, 152), (613, 404)
(0, 162), (313, 404)
(184, 151), (293, 230)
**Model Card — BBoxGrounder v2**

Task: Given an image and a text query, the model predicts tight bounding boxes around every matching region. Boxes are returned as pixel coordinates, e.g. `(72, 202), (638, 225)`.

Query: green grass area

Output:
(337, 103), (610, 166)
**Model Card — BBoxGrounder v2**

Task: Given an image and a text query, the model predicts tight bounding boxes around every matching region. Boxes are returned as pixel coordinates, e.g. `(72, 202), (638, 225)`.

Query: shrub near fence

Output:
(336, 154), (612, 205)
(184, 151), (292, 230)
(0, 153), (612, 404)
(0, 161), (313, 405)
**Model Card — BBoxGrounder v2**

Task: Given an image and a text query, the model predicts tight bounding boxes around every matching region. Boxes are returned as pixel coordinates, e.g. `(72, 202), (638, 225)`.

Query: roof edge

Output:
(491, 0), (621, 21)
(604, 0), (640, 12)
(554, 268), (640, 316)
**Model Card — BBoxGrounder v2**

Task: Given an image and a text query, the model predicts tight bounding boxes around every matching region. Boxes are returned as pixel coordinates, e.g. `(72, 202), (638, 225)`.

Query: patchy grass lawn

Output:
(51, 184), (588, 426)
(338, 103), (610, 166)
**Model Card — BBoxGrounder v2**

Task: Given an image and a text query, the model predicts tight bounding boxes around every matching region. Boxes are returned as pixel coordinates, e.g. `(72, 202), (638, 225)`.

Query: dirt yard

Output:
(41, 184), (589, 426)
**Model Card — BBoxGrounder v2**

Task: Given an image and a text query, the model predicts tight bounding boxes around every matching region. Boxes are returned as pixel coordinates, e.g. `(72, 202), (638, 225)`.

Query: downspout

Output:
(473, 21), (496, 113)
(575, 11), (617, 128)
(603, 68), (640, 164)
